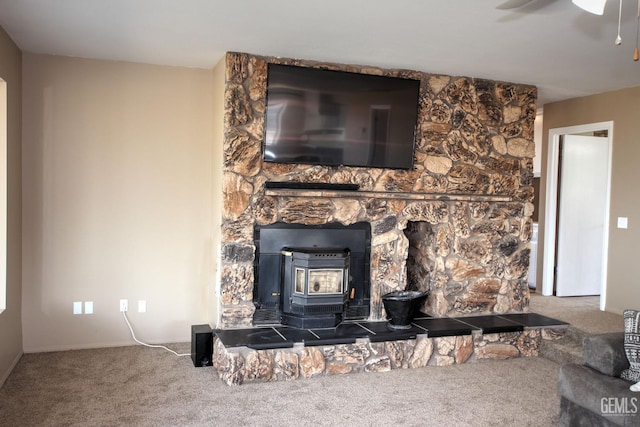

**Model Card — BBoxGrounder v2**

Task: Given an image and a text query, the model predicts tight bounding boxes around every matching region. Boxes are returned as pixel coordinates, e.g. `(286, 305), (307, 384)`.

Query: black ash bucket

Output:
(382, 290), (429, 330)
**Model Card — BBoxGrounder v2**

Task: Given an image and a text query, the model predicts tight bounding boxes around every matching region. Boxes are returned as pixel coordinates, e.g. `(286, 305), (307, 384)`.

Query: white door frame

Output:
(542, 121), (613, 311)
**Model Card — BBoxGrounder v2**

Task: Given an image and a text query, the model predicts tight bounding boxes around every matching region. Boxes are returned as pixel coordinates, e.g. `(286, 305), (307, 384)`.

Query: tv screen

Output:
(263, 64), (420, 170)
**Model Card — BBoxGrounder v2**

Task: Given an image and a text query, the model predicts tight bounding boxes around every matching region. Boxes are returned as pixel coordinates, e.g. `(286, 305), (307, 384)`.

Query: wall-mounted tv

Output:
(263, 64), (420, 170)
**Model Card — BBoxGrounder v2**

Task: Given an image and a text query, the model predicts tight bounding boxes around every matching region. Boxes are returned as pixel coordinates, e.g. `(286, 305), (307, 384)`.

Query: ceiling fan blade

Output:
(572, 0), (607, 15)
(496, 0), (535, 9)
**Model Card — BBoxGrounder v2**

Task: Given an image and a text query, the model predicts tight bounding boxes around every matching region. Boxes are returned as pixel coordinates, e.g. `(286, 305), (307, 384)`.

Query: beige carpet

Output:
(3, 295), (624, 426)
(0, 343), (561, 427)
(529, 293), (624, 334)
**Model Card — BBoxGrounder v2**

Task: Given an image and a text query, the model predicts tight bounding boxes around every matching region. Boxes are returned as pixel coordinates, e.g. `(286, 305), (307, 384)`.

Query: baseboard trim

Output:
(0, 351), (23, 388)
(23, 339), (190, 354)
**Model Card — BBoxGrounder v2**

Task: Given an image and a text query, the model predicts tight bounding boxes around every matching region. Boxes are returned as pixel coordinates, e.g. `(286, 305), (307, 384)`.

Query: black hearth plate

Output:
(412, 318), (478, 338)
(305, 323), (369, 346)
(214, 327), (293, 350)
(355, 321), (424, 342)
(413, 312), (433, 320)
(455, 315), (523, 334)
(213, 313), (570, 351)
(496, 313), (569, 328)
(276, 327), (325, 344)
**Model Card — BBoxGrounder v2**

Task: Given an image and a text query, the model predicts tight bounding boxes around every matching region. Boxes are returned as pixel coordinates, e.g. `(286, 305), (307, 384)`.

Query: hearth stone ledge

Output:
(264, 188), (513, 202)
(212, 326), (566, 386)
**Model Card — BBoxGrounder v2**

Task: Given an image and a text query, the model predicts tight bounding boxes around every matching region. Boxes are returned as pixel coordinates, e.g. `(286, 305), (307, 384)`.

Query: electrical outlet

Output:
(120, 299), (128, 312)
(138, 300), (146, 313)
(73, 301), (82, 315)
(84, 301), (93, 314)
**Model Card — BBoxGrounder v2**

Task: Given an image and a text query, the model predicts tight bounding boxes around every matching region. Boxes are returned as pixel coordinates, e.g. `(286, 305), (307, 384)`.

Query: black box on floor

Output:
(191, 324), (213, 367)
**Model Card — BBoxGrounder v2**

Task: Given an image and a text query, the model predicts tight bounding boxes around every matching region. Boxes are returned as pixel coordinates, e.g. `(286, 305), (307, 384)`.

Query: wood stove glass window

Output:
(295, 268), (305, 294)
(307, 269), (344, 294)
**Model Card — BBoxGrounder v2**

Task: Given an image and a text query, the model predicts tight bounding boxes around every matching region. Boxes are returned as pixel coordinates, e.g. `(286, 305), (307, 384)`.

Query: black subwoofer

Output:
(191, 324), (213, 367)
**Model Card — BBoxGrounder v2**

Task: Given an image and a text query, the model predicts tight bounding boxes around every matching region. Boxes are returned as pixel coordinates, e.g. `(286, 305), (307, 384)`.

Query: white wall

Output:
(22, 54), (214, 351)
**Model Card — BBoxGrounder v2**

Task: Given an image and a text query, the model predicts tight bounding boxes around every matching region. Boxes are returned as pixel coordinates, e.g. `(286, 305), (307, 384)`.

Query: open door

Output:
(542, 122), (613, 310)
(555, 135), (609, 296)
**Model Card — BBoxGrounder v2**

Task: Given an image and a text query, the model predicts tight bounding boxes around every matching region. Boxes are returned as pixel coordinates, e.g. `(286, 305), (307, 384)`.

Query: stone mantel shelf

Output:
(265, 188), (514, 203)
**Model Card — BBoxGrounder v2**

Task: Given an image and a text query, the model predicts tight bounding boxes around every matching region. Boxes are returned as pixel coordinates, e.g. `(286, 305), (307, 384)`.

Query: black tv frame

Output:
(262, 63), (420, 170)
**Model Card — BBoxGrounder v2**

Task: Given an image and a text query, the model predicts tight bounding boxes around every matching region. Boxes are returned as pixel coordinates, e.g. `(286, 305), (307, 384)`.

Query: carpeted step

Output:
(540, 336), (583, 366)
(564, 326), (589, 345)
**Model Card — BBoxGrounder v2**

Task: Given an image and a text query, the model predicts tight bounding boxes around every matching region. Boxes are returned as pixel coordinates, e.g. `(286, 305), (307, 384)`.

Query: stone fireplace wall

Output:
(219, 52), (536, 328)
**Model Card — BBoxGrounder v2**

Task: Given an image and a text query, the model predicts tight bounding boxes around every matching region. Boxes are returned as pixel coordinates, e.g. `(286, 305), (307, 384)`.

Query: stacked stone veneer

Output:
(213, 328), (565, 385)
(219, 52), (537, 328)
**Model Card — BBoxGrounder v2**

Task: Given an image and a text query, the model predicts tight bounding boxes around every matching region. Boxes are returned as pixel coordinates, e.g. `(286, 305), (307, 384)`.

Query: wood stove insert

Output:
(280, 247), (350, 328)
(253, 222), (371, 327)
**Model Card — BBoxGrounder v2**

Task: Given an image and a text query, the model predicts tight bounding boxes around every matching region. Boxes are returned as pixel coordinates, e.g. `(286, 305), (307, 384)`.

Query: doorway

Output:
(542, 122), (613, 310)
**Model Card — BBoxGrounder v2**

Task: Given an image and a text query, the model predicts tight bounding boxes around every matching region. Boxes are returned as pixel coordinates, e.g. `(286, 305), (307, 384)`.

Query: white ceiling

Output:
(0, 0), (639, 105)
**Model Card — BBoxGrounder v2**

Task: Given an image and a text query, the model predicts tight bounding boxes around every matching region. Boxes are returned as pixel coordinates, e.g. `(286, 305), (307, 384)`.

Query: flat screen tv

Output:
(263, 64), (420, 170)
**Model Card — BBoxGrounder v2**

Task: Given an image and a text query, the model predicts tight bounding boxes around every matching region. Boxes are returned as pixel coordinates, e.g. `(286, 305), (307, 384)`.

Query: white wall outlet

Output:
(120, 299), (128, 312)
(138, 300), (146, 313)
(617, 217), (628, 229)
(73, 301), (82, 315)
(84, 301), (93, 314)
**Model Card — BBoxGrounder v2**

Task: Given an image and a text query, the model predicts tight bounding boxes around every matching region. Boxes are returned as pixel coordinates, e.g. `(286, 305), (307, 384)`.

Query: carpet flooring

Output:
(6, 294), (620, 427)
(529, 293), (624, 335)
(0, 343), (560, 427)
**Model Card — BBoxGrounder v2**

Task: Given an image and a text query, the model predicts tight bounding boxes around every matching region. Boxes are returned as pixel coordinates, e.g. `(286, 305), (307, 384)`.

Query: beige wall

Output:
(210, 56), (225, 327)
(0, 25), (22, 385)
(22, 54), (214, 351)
(540, 86), (640, 314)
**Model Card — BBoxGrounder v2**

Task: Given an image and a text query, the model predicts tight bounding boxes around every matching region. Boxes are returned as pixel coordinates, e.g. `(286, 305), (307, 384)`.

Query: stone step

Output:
(540, 335), (583, 366)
